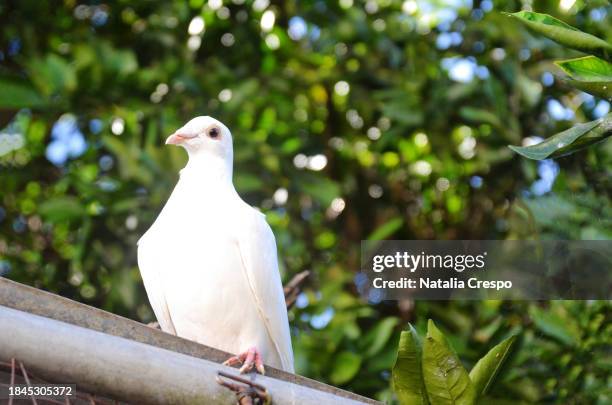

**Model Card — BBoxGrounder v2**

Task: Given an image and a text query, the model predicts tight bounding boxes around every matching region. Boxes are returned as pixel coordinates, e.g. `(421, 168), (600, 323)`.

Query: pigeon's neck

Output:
(181, 153), (234, 188)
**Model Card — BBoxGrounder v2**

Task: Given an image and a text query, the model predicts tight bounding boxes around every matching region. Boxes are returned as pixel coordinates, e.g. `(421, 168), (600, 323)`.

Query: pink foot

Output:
(222, 347), (265, 375)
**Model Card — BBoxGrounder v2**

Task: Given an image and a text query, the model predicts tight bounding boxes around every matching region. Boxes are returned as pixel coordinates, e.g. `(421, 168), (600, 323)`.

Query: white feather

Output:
(138, 116), (294, 372)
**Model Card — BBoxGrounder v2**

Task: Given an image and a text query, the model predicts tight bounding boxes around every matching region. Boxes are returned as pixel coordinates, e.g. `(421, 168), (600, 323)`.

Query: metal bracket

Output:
(216, 371), (271, 405)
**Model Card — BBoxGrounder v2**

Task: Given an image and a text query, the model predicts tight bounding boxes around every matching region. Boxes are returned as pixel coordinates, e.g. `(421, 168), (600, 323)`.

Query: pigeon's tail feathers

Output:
(237, 212), (295, 373)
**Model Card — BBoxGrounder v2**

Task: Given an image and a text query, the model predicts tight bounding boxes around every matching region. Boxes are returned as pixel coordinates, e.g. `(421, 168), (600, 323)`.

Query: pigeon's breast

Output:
(142, 204), (269, 354)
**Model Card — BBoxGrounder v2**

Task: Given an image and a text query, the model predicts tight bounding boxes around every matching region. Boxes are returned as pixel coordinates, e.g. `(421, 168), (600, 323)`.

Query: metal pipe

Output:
(0, 278), (380, 404)
(0, 305), (369, 405)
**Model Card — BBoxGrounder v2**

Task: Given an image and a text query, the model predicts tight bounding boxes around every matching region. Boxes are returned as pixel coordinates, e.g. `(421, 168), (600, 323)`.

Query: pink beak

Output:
(165, 132), (194, 145)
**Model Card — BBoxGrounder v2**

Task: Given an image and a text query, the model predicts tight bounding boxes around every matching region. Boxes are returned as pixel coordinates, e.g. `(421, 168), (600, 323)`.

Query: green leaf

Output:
(422, 320), (476, 405)
(392, 324), (429, 405)
(298, 174), (341, 206)
(556, 56), (612, 81)
(555, 56), (612, 99)
(102, 136), (153, 185)
(329, 351), (362, 385)
(469, 335), (517, 398)
(505, 11), (612, 60)
(234, 172), (265, 193)
(509, 114), (612, 160)
(563, 79), (611, 100)
(0, 76), (46, 109)
(522, 195), (577, 227)
(27, 54), (77, 96)
(529, 306), (580, 347)
(426, 319), (448, 345)
(98, 41), (138, 77)
(38, 197), (87, 223)
(367, 217), (404, 241)
(363, 317), (399, 358)
(459, 107), (503, 128)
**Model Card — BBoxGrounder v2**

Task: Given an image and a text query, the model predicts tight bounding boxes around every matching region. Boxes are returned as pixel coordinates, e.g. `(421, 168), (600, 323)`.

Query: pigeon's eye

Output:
(208, 127), (220, 139)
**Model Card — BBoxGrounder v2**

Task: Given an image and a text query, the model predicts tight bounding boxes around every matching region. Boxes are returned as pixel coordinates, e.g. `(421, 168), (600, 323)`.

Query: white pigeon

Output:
(137, 116), (294, 374)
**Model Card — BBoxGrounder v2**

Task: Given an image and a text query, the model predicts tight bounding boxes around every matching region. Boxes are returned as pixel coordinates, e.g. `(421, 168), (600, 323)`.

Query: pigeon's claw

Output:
(222, 354), (244, 368)
(255, 358), (266, 375)
(224, 347), (266, 375)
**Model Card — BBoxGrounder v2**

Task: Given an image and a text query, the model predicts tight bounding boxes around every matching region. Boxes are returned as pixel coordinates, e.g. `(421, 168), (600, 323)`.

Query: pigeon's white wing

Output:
(236, 210), (294, 373)
(137, 235), (177, 334)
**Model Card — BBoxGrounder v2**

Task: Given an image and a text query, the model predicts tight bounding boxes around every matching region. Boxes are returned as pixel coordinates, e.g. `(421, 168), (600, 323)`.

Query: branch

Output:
(284, 270), (311, 309)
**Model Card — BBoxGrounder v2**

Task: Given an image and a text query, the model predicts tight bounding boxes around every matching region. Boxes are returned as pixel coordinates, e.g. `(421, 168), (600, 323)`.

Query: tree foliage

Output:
(0, 1), (610, 403)
(506, 10), (612, 159)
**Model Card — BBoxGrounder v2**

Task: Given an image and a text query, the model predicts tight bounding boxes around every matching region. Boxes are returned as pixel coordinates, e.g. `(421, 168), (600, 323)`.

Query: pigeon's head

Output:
(166, 116), (232, 160)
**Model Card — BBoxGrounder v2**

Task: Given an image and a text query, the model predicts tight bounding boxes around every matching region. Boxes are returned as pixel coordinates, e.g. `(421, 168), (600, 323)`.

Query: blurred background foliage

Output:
(0, 0), (610, 403)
